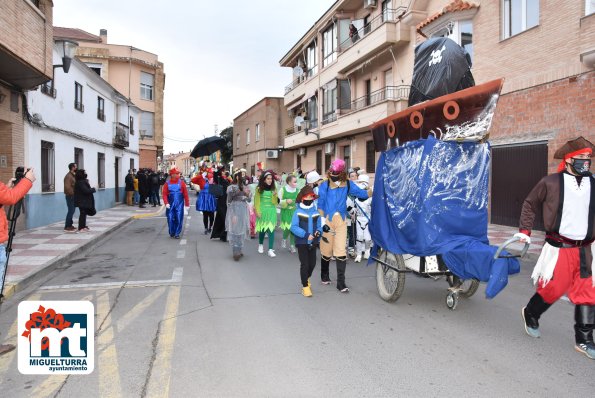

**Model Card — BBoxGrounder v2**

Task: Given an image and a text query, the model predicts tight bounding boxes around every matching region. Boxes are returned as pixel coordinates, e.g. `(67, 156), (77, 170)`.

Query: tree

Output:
(219, 126), (233, 164)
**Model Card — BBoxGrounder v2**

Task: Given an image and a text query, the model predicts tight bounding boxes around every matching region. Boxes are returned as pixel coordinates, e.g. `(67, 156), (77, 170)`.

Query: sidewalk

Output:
(1, 204), (163, 300)
(1, 203), (542, 301)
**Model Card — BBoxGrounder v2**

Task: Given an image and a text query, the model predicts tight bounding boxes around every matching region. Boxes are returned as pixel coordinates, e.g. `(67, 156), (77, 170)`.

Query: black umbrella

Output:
(190, 136), (227, 158)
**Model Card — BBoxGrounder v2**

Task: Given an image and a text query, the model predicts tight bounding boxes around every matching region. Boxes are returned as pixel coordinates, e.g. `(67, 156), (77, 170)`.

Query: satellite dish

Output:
(293, 66), (304, 77)
(294, 115), (304, 127)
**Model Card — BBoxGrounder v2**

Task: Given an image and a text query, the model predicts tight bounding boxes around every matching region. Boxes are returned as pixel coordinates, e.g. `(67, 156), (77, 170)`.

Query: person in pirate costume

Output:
(318, 159), (372, 292)
(162, 167), (190, 239)
(517, 136), (595, 360)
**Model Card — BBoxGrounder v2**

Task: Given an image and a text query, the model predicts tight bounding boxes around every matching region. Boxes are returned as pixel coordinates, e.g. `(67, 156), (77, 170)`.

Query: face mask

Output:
(302, 199), (314, 206)
(571, 158), (591, 176)
(330, 175), (339, 182)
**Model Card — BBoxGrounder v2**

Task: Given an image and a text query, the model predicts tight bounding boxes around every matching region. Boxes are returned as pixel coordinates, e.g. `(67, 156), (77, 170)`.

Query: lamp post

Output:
(53, 40), (78, 73)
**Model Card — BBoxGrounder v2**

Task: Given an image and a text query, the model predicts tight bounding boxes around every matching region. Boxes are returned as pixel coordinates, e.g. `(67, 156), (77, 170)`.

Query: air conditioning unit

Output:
(324, 142), (335, 155)
(266, 149), (279, 159)
(364, 0), (377, 9)
(297, 148), (307, 156)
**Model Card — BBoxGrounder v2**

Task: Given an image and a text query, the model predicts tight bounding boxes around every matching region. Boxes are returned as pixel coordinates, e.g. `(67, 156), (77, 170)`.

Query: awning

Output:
(288, 90), (317, 110)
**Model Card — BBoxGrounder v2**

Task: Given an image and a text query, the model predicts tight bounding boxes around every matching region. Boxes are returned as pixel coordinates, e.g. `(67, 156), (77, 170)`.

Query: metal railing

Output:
(113, 122), (130, 147)
(41, 83), (56, 98)
(341, 85), (410, 114)
(321, 112), (337, 126)
(339, 7), (407, 52)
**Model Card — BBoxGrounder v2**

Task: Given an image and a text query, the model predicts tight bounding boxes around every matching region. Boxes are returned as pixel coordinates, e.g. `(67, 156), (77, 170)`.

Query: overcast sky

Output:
(52, 0), (335, 154)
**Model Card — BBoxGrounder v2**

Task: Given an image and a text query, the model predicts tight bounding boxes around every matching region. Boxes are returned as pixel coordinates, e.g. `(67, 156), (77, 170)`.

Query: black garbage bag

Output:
(408, 37), (475, 107)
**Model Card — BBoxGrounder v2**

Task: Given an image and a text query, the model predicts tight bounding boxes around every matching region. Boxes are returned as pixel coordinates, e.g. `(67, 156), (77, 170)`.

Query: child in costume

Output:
(254, 170), (279, 257)
(279, 174), (299, 253)
(290, 186), (322, 297)
(349, 173), (373, 263)
(162, 167), (190, 239)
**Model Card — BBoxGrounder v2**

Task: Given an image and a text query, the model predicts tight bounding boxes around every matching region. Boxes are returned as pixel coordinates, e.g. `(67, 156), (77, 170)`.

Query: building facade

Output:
(233, 97), (293, 177)
(163, 151), (195, 177)
(53, 27), (165, 171)
(281, 0), (593, 226)
(24, 42), (140, 229)
(0, 0), (53, 186)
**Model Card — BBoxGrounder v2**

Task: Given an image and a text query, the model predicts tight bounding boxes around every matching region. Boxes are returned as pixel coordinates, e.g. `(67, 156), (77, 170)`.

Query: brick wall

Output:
(139, 149), (157, 170)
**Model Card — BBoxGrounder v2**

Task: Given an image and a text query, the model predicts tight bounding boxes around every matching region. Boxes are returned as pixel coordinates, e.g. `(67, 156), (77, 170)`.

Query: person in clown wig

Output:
(162, 167), (190, 239)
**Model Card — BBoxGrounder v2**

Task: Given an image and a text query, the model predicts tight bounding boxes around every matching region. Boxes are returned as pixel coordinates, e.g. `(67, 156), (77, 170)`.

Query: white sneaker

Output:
(364, 249), (370, 259)
(268, 249), (276, 258)
(354, 254), (362, 263)
(289, 245), (296, 254)
(258, 244), (264, 254)
(281, 239), (287, 249)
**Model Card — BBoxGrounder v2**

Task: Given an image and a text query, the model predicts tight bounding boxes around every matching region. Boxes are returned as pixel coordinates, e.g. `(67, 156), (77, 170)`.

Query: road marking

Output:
(176, 250), (185, 259)
(117, 287), (166, 333)
(39, 267), (184, 291)
(97, 290), (122, 397)
(180, 239), (187, 245)
(187, 216), (191, 220)
(145, 286), (181, 398)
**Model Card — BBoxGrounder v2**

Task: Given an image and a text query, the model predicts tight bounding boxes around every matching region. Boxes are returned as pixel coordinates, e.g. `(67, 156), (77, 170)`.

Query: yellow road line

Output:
(116, 287), (166, 333)
(132, 205), (165, 219)
(97, 290), (122, 397)
(146, 286), (181, 398)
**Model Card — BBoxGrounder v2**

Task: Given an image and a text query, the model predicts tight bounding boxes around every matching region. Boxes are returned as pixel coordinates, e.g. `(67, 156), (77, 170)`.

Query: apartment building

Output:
(0, 0), (53, 184)
(282, 0), (593, 227)
(53, 27), (165, 171)
(416, 0), (594, 226)
(233, 98), (293, 177)
(24, 41), (140, 229)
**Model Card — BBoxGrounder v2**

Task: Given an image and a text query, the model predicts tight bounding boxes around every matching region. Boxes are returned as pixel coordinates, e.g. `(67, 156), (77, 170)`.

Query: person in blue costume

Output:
(195, 171), (217, 234)
(318, 159), (372, 293)
(162, 167), (190, 239)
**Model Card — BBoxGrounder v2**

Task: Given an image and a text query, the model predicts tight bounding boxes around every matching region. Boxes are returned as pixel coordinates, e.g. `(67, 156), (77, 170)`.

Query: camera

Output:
(14, 167), (30, 184)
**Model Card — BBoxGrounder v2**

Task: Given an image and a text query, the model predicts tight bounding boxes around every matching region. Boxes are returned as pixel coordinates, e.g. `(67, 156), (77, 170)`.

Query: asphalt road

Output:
(0, 204), (593, 397)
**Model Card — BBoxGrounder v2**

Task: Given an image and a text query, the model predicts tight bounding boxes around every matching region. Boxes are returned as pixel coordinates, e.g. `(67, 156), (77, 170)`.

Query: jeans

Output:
(65, 195), (75, 228)
(150, 188), (160, 205)
(0, 244), (7, 296)
(134, 191), (140, 204)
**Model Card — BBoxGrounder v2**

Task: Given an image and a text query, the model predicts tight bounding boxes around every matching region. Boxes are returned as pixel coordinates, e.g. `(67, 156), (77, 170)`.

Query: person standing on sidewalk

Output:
(279, 174), (299, 253)
(226, 171), (251, 260)
(162, 167), (190, 239)
(318, 159), (371, 293)
(73, 169), (96, 233)
(125, 169), (135, 206)
(0, 167), (35, 354)
(290, 185), (322, 297)
(63, 163), (77, 232)
(517, 136), (595, 360)
(254, 170), (279, 257)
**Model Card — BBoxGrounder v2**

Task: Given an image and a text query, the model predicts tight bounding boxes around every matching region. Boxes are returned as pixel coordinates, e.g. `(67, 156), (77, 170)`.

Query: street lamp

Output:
(301, 119), (320, 139)
(53, 39), (78, 74)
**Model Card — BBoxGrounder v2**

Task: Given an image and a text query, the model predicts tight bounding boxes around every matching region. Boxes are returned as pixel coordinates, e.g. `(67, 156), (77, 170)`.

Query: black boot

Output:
(321, 258), (331, 284)
(336, 258), (348, 293)
(522, 293), (552, 338)
(574, 305), (595, 359)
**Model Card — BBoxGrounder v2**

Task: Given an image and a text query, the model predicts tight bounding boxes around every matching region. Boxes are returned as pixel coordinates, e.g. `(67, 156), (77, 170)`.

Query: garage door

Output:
(491, 143), (548, 229)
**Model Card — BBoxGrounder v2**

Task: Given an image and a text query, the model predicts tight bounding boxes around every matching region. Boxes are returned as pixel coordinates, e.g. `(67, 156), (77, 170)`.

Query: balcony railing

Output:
(113, 122), (129, 148)
(285, 118), (319, 136)
(321, 112), (337, 126)
(338, 7), (408, 52)
(40, 83), (56, 98)
(341, 85), (410, 114)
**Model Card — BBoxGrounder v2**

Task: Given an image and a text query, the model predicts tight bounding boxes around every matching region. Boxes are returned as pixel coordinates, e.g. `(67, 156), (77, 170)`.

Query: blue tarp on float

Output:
(369, 137), (520, 298)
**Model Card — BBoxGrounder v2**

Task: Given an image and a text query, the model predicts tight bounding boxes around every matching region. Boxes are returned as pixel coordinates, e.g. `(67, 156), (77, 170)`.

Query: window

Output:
(382, 0), (394, 22)
(97, 97), (105, 121)
(306, 41), (317, 76)
(246, 128), (250, 145)
(10, 91), (19, 113)
(587, 0), (595, 15)
(74, 148), (84, 169)
(140, 72), (154, 100)
(130, 116), (134, 134)
(41, 141), (55, 192)
(130, 158), (135, 171)
(316, 150), (322, 174)
(307, 96), (318, 129)
(343, 145), (351, 169)
(460, 21), (473, 63)
(75, 82), (84, 112)
(236, 134), (240, 148)
(98, 153), (105, 189)
(503, 0), (539, 39)
(322, 82), (337, 124)
(41, 81), (56, 98)
(363, 14), (371, 35)
(140, 111), (154, 138)
(255, 123), (261, 142)
(322, 24), (337, 67)
(250, 165), (255, 177)
(86, 63), (102, 76)
(325, 153), (332, 172)
(338, 79), (351, 110)
(366, 141), (376, 173)
(296, 154), (302, 170)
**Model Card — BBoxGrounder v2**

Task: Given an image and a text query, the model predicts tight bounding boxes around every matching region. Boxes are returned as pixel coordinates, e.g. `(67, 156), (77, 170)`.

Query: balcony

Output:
(340, 85), (410, 115)
(113, 122), (129, 148)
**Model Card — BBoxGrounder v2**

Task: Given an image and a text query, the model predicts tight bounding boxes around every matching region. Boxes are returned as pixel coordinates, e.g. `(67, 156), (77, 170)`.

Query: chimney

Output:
(100, 29), (107, 43)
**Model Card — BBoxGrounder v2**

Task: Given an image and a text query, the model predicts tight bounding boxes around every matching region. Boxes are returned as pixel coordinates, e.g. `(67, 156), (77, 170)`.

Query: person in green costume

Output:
(279, 174), (299, 253)
(254, 170), (279, 257)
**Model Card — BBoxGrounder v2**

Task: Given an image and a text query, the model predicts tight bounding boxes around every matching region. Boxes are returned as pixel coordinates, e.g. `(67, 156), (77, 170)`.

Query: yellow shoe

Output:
(308, 279), (311, 287)
(302, 286), (312, 297)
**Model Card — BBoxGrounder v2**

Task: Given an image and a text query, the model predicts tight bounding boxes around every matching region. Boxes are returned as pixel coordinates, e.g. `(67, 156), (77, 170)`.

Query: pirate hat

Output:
(554, 136), (594, 159)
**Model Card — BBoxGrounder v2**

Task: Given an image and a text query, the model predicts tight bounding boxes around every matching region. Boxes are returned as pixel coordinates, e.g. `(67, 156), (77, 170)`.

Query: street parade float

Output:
(368, 37), (528, 310)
